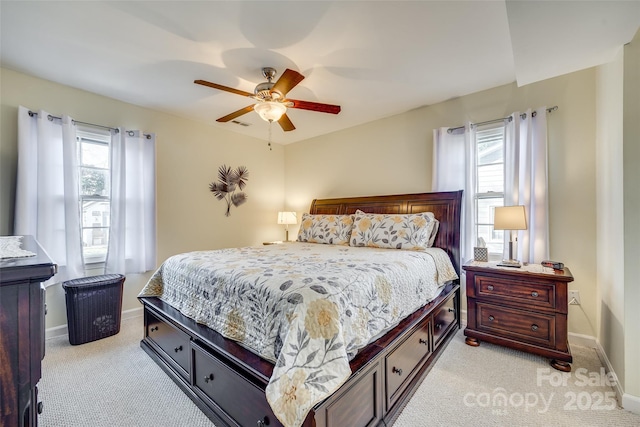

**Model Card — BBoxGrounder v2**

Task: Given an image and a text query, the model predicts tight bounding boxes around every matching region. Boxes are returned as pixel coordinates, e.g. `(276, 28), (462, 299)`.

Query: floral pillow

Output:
(296, 214), (354, 245)
(350, 210), (439, 250)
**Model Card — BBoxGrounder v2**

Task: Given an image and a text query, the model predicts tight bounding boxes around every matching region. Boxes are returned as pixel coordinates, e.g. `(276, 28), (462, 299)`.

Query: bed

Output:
(138, 190), (462, 427)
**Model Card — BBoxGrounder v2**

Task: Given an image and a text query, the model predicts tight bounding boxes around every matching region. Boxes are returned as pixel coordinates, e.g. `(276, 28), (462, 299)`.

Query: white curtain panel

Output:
(505, 108), (550, 264)
(432, 125), (475, 265)
(15, 106), (84, 283)
(106, 129), (156, 274)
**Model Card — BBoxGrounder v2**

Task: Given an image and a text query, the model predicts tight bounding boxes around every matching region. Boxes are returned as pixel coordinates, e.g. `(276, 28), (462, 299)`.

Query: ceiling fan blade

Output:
(271, 69), (305, 97)
(288, 99), (341, 115)
(278, 113), (296, 132)
(216, 105), (255, 122)
(195, 79), (254, 97)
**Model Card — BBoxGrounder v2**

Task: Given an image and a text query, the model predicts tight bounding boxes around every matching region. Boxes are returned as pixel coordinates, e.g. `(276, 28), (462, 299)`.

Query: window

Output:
(474, 124), (506, 254)
(78, 129), (111, 264)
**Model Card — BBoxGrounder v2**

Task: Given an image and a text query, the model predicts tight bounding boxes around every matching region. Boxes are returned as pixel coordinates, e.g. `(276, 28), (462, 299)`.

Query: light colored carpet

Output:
(40, 316), (640, 427)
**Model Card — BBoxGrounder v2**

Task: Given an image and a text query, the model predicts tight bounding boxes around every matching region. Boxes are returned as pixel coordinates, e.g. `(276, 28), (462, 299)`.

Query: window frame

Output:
(77, 128), (112, 265)
(473, 123), (506, 256)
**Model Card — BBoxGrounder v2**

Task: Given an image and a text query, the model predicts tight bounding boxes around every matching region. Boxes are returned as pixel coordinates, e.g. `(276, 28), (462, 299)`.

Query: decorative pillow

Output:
(349, 210), (439, 250)
(296, 214), (354, 245)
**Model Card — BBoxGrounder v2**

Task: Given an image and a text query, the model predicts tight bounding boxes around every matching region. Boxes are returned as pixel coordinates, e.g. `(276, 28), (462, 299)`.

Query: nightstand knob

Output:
(531, 324), (539, 331)
(392, 366), (403, 376)
(487, 285), (494, 291)
(488, 315), (495, 322)
(531, 291), (539, 297)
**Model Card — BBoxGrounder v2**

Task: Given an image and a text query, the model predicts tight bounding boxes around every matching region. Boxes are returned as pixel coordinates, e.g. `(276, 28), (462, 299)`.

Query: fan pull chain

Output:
(268, 121), (273, 151)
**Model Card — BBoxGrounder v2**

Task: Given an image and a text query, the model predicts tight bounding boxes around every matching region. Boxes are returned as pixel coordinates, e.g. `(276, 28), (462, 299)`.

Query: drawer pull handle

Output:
(531, 291), (539, 297)
(392, 366), (403, 376)
(531, 324), (539, 332)
(488, 315), (495, 322)
(150, 326), (159, 332)
(435, 322), (443, 330)
(204, 373), (214, 383)
(487, 285), (494, 291)
(174, 345), (183, 353)
(419, 338), (428, 345)
(448, 307), (455, 313)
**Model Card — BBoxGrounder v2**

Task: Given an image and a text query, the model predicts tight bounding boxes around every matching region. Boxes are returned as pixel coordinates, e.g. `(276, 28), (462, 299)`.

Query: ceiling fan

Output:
(195, 67), (341, 132)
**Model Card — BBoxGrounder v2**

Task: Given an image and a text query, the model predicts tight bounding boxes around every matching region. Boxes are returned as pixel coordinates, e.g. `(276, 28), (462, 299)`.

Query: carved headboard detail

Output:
(309, 191), (463, 275)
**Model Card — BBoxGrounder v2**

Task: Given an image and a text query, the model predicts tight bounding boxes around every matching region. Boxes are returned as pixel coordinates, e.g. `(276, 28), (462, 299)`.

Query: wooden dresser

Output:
(463, 261), (574, 371)
(0, 236), (56, 427)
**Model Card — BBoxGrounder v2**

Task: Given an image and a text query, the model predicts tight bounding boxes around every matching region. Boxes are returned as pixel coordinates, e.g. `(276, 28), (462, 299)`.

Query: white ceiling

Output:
(1, 1), (638, 145)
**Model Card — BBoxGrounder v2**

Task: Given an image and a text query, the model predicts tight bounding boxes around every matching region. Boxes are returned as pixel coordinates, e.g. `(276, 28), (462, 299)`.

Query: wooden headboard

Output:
(309, 191), (463, 275)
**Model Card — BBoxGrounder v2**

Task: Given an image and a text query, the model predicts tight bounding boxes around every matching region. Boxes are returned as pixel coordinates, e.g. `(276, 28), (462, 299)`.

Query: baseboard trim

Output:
(622, 393), (640, 415)
(591, 337), (626, 408)
(567, 331), (597, 348)
(45, 324), (69, 340)
(122, 306), (143, 320)
(45, 307), (143, 340)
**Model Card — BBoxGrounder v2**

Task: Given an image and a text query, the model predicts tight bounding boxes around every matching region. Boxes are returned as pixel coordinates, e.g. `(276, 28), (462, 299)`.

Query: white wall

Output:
(285, 70), (599, 337)
(595, 48), (625, 388)
(0, 68), (287, 329)
(623, 29), (640, 406)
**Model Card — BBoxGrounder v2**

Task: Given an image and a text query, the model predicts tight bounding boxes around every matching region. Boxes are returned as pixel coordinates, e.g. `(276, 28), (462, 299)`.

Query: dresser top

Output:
(463, 260), (573, 282)
(0, 236), (56, 285)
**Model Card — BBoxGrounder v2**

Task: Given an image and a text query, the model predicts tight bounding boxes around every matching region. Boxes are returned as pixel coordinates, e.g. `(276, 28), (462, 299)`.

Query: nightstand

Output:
(462, 261), (574, 372)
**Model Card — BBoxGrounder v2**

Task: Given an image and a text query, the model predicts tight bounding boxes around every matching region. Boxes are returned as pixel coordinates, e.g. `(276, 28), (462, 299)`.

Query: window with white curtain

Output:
(78, 128), (111, 264)
(474, 124), (506, 255)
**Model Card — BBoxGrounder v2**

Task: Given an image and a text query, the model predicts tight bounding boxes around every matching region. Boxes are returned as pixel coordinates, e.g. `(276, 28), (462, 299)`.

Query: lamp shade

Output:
(254, 101), (287, 122)
(493, 206), (527, 230)
(277, 211), (297, 225)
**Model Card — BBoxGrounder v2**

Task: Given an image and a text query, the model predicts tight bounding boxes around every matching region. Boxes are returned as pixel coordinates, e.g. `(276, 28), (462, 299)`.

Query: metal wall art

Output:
(209, 165), (249, 216)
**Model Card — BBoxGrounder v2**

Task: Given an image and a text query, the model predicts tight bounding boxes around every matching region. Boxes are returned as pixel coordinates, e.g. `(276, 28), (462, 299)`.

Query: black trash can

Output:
(62, 274), (125, 345)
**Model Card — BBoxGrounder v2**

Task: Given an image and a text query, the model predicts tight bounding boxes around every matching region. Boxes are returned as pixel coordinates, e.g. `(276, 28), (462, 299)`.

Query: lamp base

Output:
(497, 259), (521, 268)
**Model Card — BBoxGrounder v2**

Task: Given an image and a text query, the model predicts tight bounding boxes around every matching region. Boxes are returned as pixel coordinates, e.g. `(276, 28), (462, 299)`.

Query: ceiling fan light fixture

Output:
(254, 101), (287, 122)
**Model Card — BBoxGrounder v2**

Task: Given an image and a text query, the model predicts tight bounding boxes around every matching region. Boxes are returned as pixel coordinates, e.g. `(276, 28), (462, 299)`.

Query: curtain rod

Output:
(446, 106), (558, 134)
(27, 110), (152, 139)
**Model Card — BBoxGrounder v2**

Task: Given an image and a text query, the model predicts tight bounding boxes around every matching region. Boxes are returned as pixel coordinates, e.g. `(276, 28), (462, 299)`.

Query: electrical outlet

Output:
(569, 290), (581, 305)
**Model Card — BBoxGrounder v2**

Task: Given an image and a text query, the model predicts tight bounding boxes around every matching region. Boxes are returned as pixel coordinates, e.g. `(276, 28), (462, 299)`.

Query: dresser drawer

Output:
(433, 295), (456, 349)
(146, 311), (190, 378)
(193, 342), (280, 427)
(476, 302), (555, 348)
(385, 320), (431, 407)
(475, 275), (555, 310)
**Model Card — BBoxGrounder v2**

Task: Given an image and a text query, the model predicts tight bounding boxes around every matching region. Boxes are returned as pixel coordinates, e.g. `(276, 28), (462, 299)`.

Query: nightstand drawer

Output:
(476, 302), (555, 347)
(475, 275), (555, 310)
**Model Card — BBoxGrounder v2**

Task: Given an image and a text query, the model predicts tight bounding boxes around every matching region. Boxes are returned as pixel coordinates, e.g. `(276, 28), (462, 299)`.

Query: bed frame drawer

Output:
(432, 295), (457, 348)
(145, 310), (190, 378)
(384, 319), (432, 407)
(192, 342), (281, 427)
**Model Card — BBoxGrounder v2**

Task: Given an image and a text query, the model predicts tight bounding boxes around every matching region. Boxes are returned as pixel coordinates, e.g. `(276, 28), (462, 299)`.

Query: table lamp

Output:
(493, 205), (527, 267)
(277, 211), (297, 241)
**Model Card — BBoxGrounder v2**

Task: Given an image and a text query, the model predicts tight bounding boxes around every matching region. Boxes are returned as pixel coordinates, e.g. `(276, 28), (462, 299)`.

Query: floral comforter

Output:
(138, 242), (458, 427)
